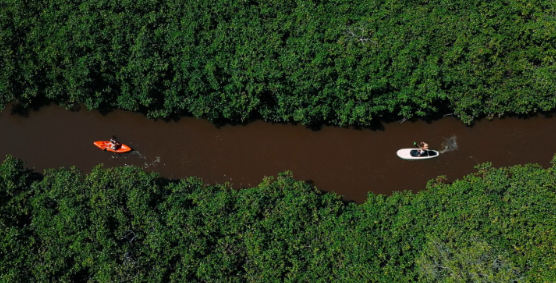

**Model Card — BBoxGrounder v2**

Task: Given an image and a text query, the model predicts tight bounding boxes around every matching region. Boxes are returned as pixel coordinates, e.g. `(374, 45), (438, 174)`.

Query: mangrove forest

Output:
(1, 155), (556, 282)
(1, 0), (556, 125)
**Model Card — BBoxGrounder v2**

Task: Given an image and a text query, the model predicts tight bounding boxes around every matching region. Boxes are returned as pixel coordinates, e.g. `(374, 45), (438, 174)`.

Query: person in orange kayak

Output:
(418, 141), (429, 156)
(109, 138), (119, 150)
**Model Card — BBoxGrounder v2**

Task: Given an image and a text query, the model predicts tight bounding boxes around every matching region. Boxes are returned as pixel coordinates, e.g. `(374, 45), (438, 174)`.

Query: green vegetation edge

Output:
(1, 154), (555, 282)
(2, 0), (556, 125)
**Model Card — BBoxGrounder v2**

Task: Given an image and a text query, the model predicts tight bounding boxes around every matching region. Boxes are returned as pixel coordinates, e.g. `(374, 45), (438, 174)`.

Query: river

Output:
(1, 104), (554, 203)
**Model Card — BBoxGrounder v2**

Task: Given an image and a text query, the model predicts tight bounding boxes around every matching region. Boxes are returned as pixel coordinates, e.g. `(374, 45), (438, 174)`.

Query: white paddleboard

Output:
(396, 148), (440, 160)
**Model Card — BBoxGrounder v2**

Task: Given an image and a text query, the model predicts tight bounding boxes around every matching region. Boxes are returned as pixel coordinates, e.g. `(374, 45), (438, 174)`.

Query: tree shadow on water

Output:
(97, 102), (115, 116)
(9, 95), (53, 117)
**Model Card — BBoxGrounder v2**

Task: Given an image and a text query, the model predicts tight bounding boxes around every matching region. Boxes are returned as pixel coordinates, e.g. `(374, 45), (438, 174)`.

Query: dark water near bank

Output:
(1, 104), (555, 203)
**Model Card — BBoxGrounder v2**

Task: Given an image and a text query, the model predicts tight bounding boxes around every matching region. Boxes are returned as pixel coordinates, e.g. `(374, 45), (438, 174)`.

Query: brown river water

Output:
(1, 104), (555, 203)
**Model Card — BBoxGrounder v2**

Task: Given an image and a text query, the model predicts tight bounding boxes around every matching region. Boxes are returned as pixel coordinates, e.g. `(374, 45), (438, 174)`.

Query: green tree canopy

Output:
(1, 155), (555, 281)
(1, 0), (555, 125)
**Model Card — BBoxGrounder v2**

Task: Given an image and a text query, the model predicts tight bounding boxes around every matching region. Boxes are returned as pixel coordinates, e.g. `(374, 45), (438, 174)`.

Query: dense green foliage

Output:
(1, 0), (556, 125)
(1, 155), (556, 282)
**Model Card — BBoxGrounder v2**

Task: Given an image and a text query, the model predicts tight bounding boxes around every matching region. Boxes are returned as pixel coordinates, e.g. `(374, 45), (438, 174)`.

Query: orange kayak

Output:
(93, 141), (132, 153)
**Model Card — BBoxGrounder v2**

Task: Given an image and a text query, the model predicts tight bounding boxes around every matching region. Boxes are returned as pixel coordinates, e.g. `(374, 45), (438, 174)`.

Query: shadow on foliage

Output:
(488, 110), (555, 121)
(453, 108), (556, 128)
(302, 178), (356, 205)
(11, 170), (44, 229)
(27, 171), (44, 184)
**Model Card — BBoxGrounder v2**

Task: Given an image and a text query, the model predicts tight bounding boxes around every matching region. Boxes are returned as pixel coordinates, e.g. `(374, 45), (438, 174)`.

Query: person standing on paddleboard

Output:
(418, 141), (429, 156)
